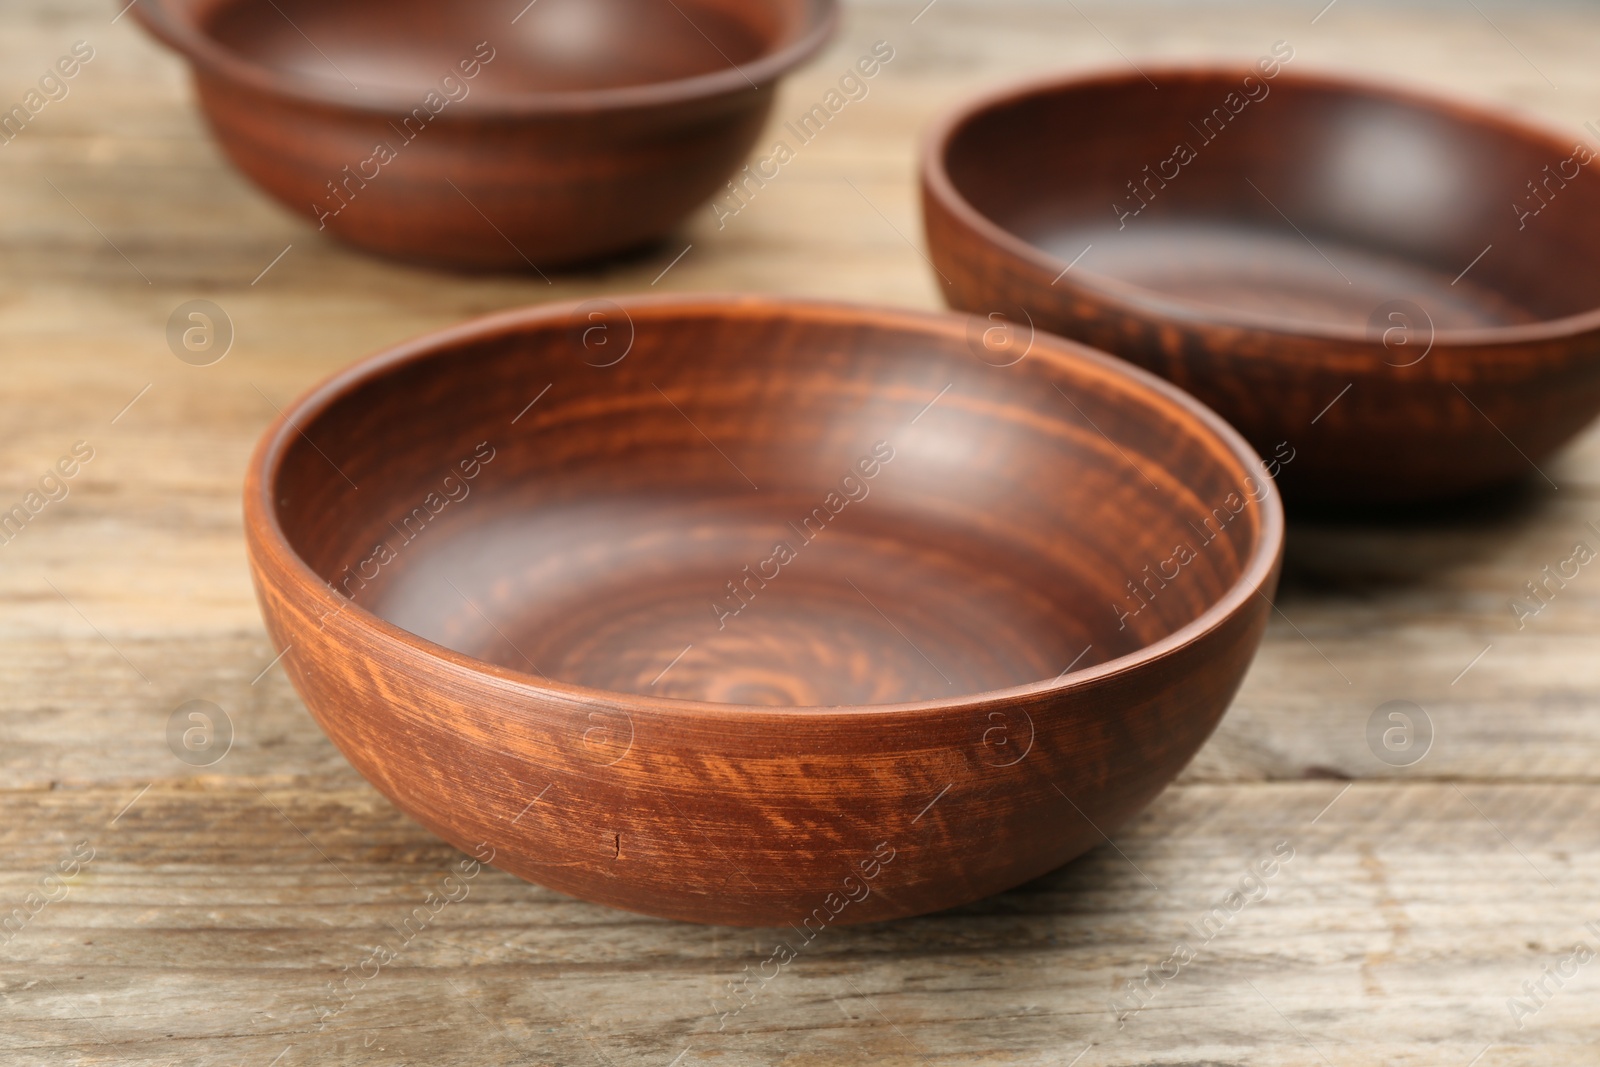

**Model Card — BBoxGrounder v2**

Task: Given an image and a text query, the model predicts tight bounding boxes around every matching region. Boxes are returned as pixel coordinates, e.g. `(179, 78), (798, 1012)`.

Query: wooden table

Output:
(4, 1), (1599, 1063)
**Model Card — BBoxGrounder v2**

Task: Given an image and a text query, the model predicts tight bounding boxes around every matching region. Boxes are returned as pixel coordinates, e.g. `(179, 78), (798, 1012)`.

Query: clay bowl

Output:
(243, 294), (1283, 926)
(133, 0), (835, 270)
(923, 67), (1600, 505)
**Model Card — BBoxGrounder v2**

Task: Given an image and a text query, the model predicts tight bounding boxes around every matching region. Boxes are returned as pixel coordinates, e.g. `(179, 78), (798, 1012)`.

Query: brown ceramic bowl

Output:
(133, 0), (835, 270)
(243, 294), (1283, 925)
(923, 67), (1600, 505)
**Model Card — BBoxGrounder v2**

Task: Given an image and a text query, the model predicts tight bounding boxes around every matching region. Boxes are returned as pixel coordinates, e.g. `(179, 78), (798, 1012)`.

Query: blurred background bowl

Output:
(923, 67), (1600, 506)
(243, 294), (1283, 925)
(134, 0), (836, 270)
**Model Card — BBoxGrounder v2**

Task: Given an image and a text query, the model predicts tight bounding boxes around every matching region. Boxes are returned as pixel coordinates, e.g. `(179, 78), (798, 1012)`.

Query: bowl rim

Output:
(244, 293), (1284, 718)
(132, 0), (839, 116)
(921, 64), (1600, 349)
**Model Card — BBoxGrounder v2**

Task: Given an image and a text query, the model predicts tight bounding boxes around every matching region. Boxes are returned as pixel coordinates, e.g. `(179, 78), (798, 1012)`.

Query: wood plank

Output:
(4, 782), (1597, 1064)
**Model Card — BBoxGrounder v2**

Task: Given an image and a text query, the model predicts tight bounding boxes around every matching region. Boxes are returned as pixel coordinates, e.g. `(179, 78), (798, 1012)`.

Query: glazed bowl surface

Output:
(135, 0), (836, 269)
(244, 294), (1283, 925)
(923, 66), (1600, 504)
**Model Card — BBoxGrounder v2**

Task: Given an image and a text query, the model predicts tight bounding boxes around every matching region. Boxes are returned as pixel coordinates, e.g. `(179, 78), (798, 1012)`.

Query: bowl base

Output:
(366, 494), (1116, 706)
(206, 0), (767, 95)
(1036, 220), (1538, 330)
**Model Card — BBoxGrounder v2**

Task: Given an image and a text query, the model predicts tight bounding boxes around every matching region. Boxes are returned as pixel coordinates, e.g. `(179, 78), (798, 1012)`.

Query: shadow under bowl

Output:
(243, 294), (1283, 925)
(922, 66), (1600, 505)
(134, 0), (835, 270)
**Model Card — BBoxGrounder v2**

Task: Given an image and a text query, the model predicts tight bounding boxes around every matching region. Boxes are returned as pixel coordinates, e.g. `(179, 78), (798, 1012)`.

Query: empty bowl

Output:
(244, 294), (1283, 925)
(923, 67), (1600, 504)
(134, 0), (836, 269)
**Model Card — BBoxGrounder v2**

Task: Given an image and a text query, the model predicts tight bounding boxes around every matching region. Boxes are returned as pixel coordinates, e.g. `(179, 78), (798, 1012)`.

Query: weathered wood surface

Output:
(3, 0), (1599, 1063)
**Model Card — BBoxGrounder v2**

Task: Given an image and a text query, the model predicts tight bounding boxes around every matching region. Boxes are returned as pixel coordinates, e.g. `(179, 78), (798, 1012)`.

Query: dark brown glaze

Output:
(243, 295), (1283, 926)
(922, 67), (1600, 505)
(133, 0), (835, 270)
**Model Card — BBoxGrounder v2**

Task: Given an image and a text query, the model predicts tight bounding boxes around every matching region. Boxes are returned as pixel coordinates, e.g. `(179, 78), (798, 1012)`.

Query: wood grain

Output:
(4, 0), (1600, 1061)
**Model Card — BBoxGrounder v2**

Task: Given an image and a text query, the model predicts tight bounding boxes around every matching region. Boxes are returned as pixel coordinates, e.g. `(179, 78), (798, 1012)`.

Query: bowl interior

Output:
(194, 0), (811, 95)
(267, 302), (1272, 708)
(942, 71), (1600, 331)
